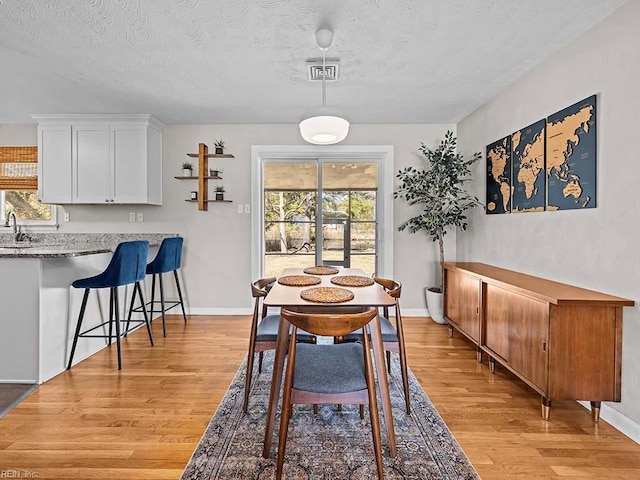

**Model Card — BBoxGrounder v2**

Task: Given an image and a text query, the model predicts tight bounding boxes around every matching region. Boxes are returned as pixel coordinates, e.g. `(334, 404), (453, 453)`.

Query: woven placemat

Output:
(300, 287), (354, 303)
(330, 275), (374, 287)
(277, 275), (322, 286)
(303, 266), (339, 275)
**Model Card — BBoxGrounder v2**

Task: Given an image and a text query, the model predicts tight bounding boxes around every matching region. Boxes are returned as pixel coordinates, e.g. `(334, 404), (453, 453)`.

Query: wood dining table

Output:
(262, 267), (398, 458)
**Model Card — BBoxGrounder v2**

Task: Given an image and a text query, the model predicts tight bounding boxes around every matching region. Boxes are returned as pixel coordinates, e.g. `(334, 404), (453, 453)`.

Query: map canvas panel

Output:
(546, 95), (597, 210)
(512, 119), (546, 213)
(486, 136), (511, 214)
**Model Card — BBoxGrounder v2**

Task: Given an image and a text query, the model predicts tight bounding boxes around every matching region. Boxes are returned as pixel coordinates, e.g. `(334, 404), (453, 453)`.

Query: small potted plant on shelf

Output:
(215, 185), (225, 201)
(214, 139), (225, 154)
(182, 161), (194, 177)
(209, 168), (222, 178)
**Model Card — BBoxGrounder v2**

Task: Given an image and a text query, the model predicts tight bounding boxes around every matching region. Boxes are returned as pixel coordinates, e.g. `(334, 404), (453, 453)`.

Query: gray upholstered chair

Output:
(276, 307), (383, 480)
(342, 277), (410, 414)
(242, 277), (315, 413)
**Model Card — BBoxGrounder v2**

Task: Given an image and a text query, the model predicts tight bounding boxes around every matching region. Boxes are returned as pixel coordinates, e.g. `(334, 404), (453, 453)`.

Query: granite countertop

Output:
(0, 233), (179, 258)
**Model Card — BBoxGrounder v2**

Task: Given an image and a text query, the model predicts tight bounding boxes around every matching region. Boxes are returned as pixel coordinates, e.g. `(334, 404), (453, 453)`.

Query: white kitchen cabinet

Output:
(33, 114), (163, 205)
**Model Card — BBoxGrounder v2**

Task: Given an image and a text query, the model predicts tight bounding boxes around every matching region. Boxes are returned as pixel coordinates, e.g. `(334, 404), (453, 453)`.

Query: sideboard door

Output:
(445, 269), (481, 343)
(485, 284), (549, 392)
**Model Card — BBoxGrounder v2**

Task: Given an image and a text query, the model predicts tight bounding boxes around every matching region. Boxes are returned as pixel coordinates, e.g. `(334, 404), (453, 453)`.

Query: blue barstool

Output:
(134, 236), (187, 337)
(67, 240), (154, 370)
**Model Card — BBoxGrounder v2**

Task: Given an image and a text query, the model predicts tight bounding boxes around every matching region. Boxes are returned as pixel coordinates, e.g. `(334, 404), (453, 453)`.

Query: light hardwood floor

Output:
(0, 315), (639, 479)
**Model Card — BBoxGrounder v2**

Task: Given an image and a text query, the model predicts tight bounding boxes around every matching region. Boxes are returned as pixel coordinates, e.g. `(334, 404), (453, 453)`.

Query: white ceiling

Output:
(0, 0), (627, 125)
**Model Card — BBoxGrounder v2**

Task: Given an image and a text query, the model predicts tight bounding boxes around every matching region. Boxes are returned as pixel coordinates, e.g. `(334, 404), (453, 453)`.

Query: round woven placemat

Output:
(303, 266), (339, 275)
(300, 287), (354, 303)
(277, 275), (322, 287)
(330, 275), (374, 287)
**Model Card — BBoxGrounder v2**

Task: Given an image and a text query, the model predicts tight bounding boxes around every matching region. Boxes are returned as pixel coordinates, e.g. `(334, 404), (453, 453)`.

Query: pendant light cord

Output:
(321, 49), (327, 106)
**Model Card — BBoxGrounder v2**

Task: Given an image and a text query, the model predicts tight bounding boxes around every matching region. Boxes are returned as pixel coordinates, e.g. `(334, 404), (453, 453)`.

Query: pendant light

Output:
(299, 29), (350, 145)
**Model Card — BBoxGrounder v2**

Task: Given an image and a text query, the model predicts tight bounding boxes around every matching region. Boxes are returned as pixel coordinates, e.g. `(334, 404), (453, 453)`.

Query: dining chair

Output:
(276, 307), (384, 480)
(242, 277), (316, 413)
(67, 240), (153, 370)
(342, 277), (410, 414)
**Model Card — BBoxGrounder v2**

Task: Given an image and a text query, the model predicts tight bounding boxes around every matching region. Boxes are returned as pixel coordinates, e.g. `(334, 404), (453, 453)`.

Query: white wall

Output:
(4, 123), (454, 312)
(457, 1), (640, 428)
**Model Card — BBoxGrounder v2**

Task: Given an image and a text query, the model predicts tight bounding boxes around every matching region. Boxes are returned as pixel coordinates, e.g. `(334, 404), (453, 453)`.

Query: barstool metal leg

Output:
(136, 281), (154, 346)
(159, 273), (167, 337)
(173, 270), (187, 323)
(149, 273), (156, 324)
(124, 284), (137, 336)
(67, 288), (90, 370)
(113, 288), (122, 370)
(108, 289), (114, 346)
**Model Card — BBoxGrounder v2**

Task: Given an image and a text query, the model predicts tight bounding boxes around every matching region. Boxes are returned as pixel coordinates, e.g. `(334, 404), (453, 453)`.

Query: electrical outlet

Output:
(129, 212), (136, 222)
(244, 204), (250, 214)
(237, 204), (243, 214)
(63, 212), (70, 222)
(137, 212), (144, 222)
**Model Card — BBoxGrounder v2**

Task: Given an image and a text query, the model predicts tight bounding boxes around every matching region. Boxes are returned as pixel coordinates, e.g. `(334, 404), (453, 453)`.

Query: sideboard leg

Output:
(476, 347), (483, 363)
(590, 401), (601, 422)
(489, 357), (496, 373)
(541, 397), (552, 421)
(448, 326), (454, 338)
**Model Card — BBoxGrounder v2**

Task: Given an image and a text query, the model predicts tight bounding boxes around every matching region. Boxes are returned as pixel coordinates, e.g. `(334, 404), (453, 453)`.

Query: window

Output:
(0, 146), (56, 226)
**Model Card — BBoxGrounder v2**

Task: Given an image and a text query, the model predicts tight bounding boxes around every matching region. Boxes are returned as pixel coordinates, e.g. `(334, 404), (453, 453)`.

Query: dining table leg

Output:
(262, 314), (290, 458)
(370, 311), (398, 457)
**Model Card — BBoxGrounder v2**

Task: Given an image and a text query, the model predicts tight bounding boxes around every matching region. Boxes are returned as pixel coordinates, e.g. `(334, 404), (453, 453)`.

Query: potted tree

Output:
(394, 131), (483, 323)
(182, 161), (193, 177)
(214, 185), (225, 200)
(214, 139), (225, 154)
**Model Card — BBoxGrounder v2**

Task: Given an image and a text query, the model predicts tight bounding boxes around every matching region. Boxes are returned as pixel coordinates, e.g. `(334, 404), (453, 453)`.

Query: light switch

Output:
(63, 212), (70, 222)
(244, 204), (250, 214)
(237, 204), (243, 214)
(137, 212), (144, 222)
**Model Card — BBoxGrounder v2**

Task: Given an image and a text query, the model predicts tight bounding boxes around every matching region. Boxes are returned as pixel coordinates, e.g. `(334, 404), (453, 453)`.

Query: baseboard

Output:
(402, 308), (430, 317)
(578, 401), (640, 445)
(184, 308), (253, 316)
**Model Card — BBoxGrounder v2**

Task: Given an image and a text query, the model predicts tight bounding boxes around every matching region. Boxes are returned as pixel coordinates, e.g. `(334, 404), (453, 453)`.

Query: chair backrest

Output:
(374, 277), (401, 299)
(147, 236), (184, 274)
(252, 277), (276, 320)
(103, 240), (150, 287)
(281, 307), (378, 337)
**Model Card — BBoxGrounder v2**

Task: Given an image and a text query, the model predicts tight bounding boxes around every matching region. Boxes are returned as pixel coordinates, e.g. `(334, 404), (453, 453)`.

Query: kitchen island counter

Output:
(0, 233), (179, 384)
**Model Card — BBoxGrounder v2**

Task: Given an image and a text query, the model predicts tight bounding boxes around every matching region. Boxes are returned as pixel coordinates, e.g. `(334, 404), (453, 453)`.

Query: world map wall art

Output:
(486, 94), (597, 214)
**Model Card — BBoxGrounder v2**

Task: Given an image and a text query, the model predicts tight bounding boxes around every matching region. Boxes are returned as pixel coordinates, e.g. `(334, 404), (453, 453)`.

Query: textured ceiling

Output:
(0, 0), (627, 125)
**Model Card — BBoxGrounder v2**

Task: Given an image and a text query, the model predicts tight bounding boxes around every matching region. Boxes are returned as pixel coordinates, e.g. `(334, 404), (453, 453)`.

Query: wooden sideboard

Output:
(443, 262), (634, 421)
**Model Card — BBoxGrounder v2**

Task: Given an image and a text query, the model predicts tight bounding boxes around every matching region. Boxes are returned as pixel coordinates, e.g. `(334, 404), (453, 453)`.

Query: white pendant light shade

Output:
(299, 105), (350, 145)
(299, 28), (350, 145)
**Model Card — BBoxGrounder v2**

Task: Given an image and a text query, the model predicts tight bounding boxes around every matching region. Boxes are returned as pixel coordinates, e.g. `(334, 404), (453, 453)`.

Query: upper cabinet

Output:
(33, 114), (163, 205)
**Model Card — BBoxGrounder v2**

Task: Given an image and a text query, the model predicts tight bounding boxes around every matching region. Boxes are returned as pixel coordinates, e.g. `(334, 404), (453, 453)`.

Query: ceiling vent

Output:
(307, 61), (339, 81)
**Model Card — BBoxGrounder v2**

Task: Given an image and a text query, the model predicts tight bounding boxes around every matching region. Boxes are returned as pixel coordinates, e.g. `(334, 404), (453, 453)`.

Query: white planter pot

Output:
(183, 169), (192, 177)
(425, 287), (446, 324)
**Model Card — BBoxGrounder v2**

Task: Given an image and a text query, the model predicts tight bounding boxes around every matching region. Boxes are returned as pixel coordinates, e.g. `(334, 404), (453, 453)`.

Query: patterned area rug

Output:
(181, 351), (479, 479)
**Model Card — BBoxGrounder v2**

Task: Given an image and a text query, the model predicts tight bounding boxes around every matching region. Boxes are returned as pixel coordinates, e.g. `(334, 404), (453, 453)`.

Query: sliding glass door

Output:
(263, 160), (378, 277)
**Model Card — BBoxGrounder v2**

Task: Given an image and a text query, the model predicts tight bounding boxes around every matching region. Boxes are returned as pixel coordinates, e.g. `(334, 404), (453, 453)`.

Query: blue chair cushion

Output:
(342, 316), (398, 343)
(72, 241), (149, 289)
(146, 237), (183, 275)
(293, 343), (367, 394)
(256, 315), (315, 343)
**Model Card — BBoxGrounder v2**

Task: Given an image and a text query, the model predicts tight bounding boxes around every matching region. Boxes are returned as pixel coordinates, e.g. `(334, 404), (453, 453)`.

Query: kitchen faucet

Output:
(4, 210), (28, 242)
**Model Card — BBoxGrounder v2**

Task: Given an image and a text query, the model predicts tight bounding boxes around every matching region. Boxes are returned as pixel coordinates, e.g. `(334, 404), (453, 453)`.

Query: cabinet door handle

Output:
(542, 341), (547, 352)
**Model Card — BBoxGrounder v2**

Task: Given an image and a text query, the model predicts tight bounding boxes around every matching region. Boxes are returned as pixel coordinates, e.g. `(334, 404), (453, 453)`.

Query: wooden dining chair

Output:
(242, 277), (316, 413)
(276, 307), (384, 480)
(342, 277), (410, 414)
